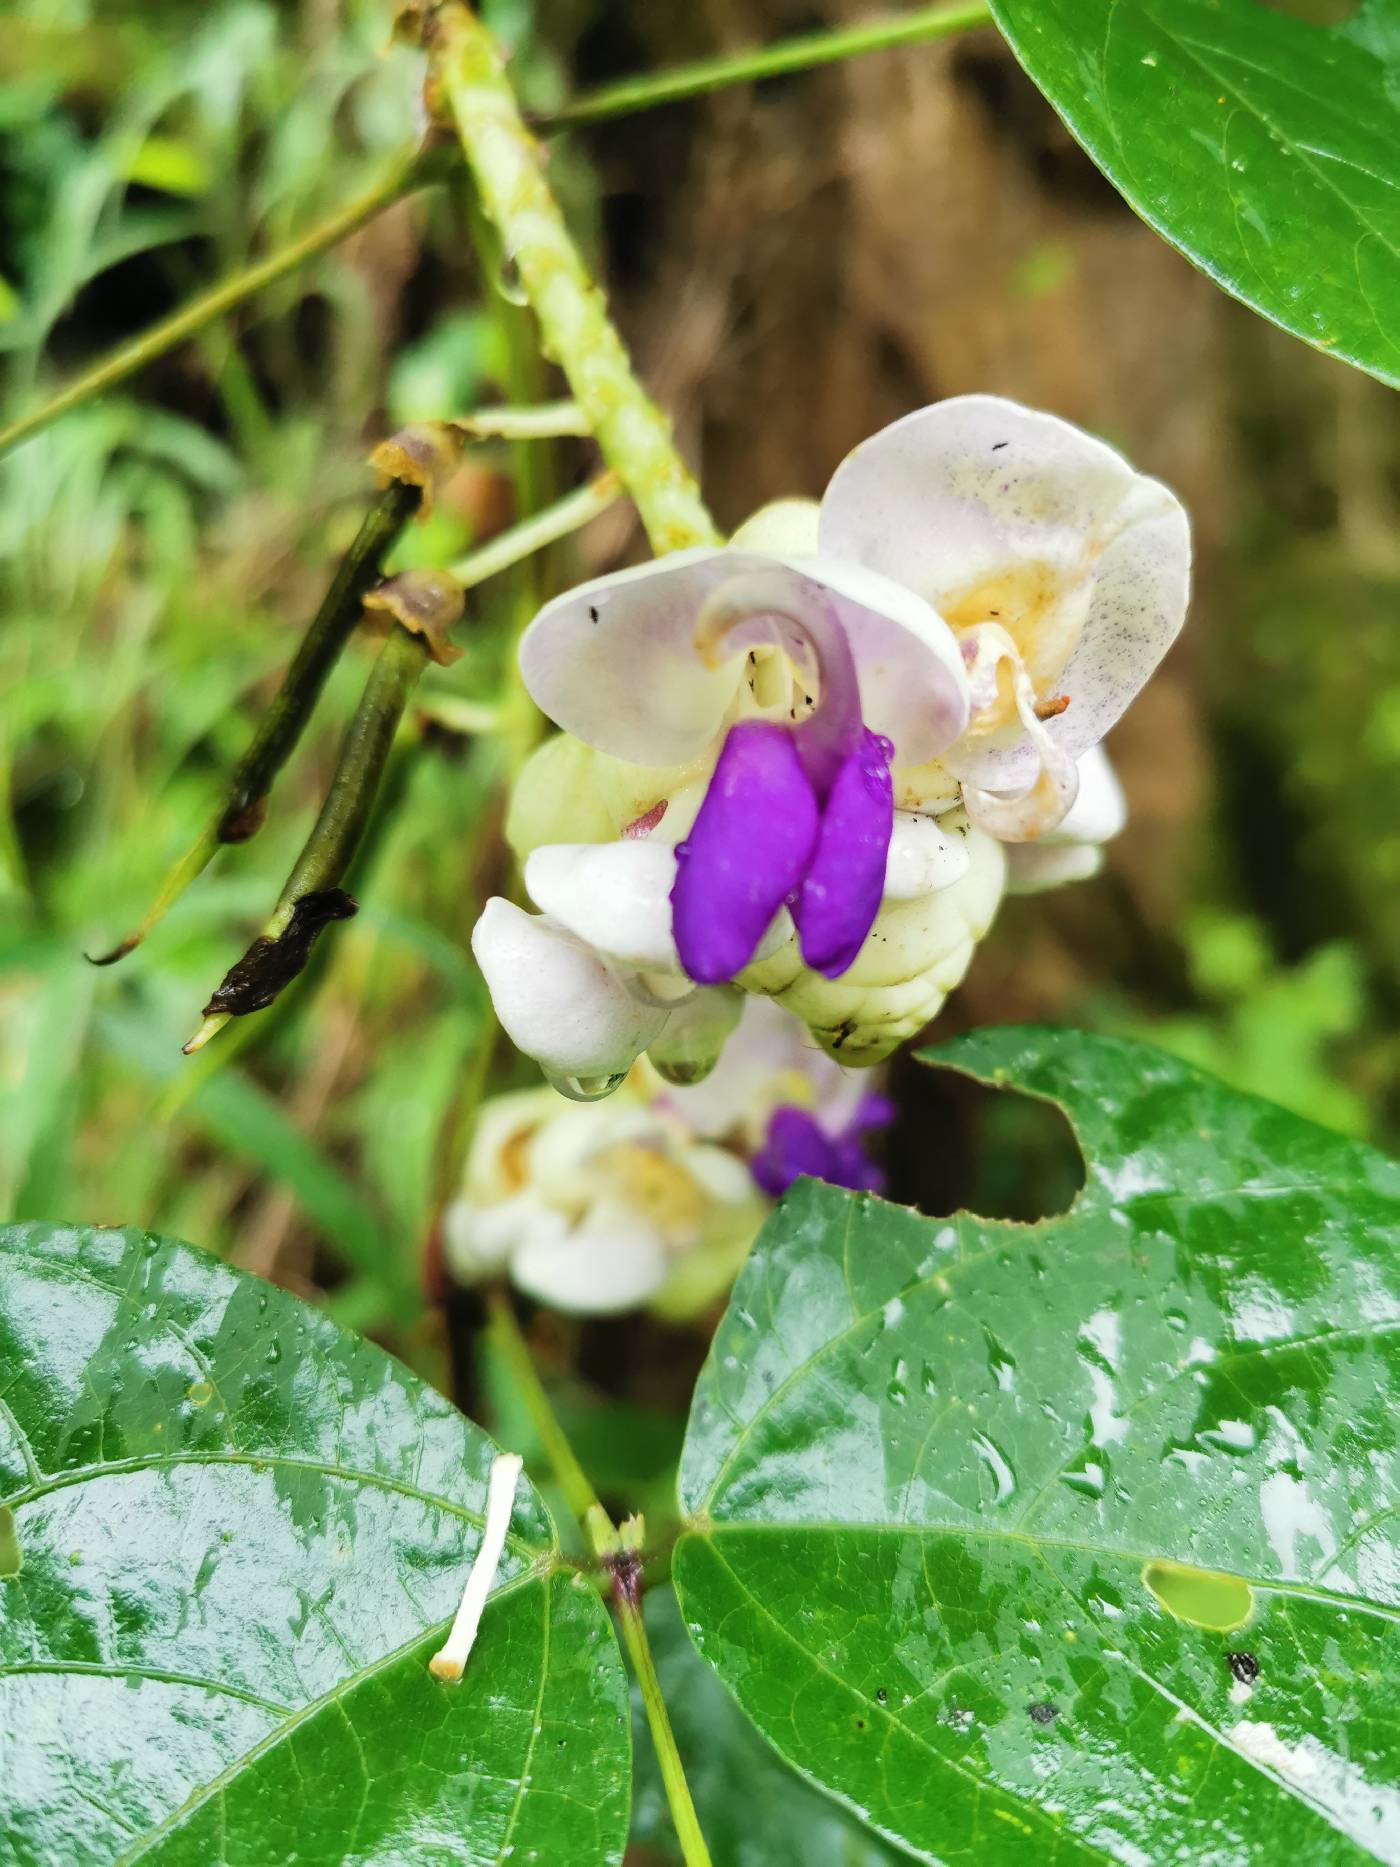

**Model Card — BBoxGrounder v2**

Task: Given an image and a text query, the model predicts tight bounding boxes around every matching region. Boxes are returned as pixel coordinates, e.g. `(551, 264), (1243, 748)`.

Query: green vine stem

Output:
(448, 471), (620, 587)
(612, 1583), (713, 1867)
(483, 1292), (713, 1867)
(0, 142), (439, 461)
(541, 0), (992, 128)
(455, 400), (588, 439)
(89, 479), (422, 966)
(184, 622), (430, 1054)
(428, 3), (719, 554)
(484, 1289), (603, 1534)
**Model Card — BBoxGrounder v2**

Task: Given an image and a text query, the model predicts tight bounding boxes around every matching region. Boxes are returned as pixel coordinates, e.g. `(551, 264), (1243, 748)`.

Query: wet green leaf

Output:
(0, 1506), (19, 1579)
(987, 0), (1400, 386)
(0, 1222), (630, 1865)
(631, 1589), (904, 1866)
(675, 1029), (1400, 1864)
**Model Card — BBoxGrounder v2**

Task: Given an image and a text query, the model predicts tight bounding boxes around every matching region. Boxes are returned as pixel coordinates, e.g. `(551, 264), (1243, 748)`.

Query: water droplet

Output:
(186, 1381), (214, 1408)
(494, 252), (530, 307)
(1142, 1559), (1254, 1632)
(266, 1341), (282, 1366)
(984, 1329), (1016, 1392)
(1198, 1417), (1257, 1454)
(920, 1361), (938, 1396)
(652, 1056), (716, 1086)
(971, 1431), (1016, 1504)
(543, 1068), (629, 1103)
(1059, 1455), (1107, 1500)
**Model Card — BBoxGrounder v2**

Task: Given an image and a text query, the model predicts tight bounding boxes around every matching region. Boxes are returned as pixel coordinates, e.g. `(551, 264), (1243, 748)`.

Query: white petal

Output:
(511, 1200), (670, 1314)
(676, 1141), (757, 1207)
(518, 549), (745, 766)
(778, 554), (969, 764)
(520, 545), (968, 772)
(820, 396), (1190, 783)
(525, 839), (681, 971)
(1043, 746), (1127, 847)
(471, 898), (666, 1080)
(1004, 842), (1105, 895)
(728, 498), (821, 554)
(1002, 749), (1124, 894)
(524, 1100), (661, 1194)
(884, 812), (972, 900)
(523, 839), (790, 975)
(443, 1193), (557, 1279)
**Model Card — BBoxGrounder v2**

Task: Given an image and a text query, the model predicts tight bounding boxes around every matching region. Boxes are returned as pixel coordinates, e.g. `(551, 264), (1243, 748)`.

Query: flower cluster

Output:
(444, 999), (892, 1316)
(473, 396), (1188, 1096)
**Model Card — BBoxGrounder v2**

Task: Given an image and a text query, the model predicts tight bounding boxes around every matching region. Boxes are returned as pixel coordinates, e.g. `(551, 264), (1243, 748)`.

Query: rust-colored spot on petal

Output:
(623, 799), (668, 839)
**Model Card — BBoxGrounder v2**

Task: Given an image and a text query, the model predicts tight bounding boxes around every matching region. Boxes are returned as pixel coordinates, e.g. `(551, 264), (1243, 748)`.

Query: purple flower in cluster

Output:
(750, 1093), (896, 1199)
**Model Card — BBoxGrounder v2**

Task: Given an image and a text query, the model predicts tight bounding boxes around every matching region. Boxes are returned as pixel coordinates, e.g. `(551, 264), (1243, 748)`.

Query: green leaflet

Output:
(630, 1590), (905, 1865)
(674, 1029), (1400, 1864)
(0, 1223), (629, 1865)
(988, 0), (1400, 387)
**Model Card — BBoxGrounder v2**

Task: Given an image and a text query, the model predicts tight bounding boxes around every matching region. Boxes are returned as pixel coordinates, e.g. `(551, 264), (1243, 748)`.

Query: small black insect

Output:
(588, 605), (600, 624)
(1028, 1702), (1059, 1725)
(1227, 1652), (1259, 1686)
(992, 440), (1009, 451)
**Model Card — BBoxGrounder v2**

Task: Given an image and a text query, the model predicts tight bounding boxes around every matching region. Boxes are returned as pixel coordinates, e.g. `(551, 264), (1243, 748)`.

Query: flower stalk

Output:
(448, 471), (620, 588)
(426, 2), (719, 555)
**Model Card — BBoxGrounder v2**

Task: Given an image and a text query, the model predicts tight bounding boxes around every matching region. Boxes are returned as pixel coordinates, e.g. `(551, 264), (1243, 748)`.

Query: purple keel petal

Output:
(671, 720), (819, 985)
(791, 729), (894, 978)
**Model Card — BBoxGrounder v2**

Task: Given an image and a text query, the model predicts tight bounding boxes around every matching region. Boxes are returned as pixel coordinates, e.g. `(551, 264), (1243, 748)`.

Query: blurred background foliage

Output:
(2, 0), (1398, 1393)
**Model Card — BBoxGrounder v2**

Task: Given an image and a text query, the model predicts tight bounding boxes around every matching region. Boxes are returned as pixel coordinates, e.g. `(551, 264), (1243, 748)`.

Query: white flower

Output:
(442, 1082), (765, 1318)
(474, 396), (1189, 1085)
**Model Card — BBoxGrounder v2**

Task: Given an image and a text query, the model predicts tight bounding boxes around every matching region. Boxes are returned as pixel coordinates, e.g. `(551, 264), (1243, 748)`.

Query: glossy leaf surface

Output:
(630, 1590), (904, 1866)
(675, 1029), (1400, 1863)
(988, 0), (1400, 387)
(0, 1223), (629, 1865)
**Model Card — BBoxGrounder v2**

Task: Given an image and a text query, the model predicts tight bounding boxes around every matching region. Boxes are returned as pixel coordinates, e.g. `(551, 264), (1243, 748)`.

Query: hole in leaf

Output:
(892, 1054), (1085, 1223)
(0, 1506), (21, 1579)
(1142, 1559), (1254, 1632)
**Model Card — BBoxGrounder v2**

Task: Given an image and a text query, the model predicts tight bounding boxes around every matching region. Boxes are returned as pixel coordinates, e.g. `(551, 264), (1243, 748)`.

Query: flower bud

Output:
(470, 899), (666, 1095)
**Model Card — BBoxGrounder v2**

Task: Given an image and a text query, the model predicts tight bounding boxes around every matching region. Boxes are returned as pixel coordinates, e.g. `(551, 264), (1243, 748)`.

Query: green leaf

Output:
(987, 0), (1400, 387)
(0, 1222), (630, 1864)
(674, 1029), (1400, 1864)
(631, 1589), (905, 1865)
(0, 1506), (19, 1578)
